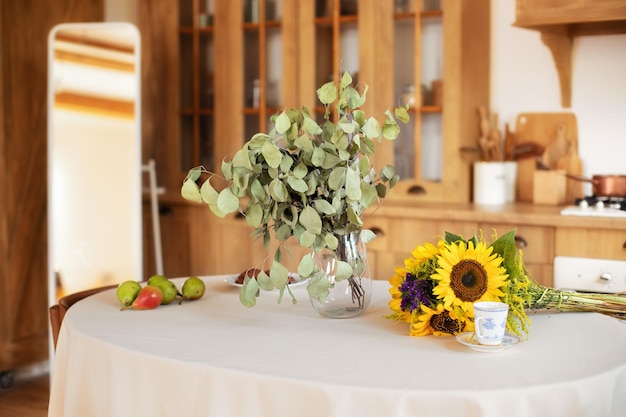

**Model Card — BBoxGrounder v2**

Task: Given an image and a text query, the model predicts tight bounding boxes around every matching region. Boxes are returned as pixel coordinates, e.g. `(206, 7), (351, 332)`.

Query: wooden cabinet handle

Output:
(514, 236), (528, 249)
(370, 226), (385, 237)
(623, 241), (626, 250)
(407, 185), (426, 195)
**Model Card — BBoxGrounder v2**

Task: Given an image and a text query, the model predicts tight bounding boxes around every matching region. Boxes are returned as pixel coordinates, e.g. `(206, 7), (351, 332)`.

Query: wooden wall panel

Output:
(0, 0), (103, 372)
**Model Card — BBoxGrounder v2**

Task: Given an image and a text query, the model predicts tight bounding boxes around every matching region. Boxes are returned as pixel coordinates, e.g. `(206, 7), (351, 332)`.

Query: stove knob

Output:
(579, 199), (589, 208)
(599, 272), (612, 282)
(596, 200), (605, 209)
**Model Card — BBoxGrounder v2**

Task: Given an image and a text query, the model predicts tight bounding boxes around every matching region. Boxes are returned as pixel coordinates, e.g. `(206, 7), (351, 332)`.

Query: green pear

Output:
(147, 274), (169, 286)
(153, 279), (178, 305)
(181, 276), (205, 302)
(116, 280), (142, 307)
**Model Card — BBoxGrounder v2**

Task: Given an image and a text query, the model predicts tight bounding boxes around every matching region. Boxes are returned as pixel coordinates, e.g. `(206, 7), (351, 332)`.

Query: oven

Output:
(557, 196), (626, 292)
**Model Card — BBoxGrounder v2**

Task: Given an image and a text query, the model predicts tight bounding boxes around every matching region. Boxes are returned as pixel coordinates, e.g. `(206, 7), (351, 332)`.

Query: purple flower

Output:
(399, 273), (434, 312)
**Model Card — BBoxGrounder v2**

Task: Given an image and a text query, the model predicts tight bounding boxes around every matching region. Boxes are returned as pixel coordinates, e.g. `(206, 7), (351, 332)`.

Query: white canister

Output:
(503, 161), (518, 203)
(473, 162), (507, 205)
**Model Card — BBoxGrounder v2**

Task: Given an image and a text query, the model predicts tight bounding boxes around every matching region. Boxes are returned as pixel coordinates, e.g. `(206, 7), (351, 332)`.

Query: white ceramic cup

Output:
(473, 301), (509, 345)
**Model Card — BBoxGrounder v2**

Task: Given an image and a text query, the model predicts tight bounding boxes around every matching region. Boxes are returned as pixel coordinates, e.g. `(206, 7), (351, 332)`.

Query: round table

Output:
(48, 276), (626, 417)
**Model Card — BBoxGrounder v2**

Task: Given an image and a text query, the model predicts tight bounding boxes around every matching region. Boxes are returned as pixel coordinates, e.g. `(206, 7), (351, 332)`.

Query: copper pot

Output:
(566, 174), (626, 197)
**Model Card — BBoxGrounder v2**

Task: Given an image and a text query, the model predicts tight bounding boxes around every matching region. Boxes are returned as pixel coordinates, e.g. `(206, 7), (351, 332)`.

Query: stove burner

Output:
(575, 196), (626, 211)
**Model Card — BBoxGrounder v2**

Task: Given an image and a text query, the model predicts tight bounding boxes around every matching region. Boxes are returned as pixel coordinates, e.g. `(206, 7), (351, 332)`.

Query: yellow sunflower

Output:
(410, 303), (470, 336)
(431, 240), (507, 317)
(388, 266), (412, 323)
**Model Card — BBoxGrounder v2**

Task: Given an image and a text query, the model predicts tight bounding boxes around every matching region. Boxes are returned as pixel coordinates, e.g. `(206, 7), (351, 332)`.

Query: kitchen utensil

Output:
(512, 141), (545, 160)
(489, 113), (502, 161)
(503, 123), (516, 161)
(564, 174), (626, 197)
(540, 124), (570, 169)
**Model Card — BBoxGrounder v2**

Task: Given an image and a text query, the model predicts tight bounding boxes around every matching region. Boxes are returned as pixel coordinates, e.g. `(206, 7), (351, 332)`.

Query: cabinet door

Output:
(556, 228), (626, 261)
(212, 0), (299, 165)
(366, 215), (478, 280)
(380, 0), (490, 203)
(179, 0), (215, 173)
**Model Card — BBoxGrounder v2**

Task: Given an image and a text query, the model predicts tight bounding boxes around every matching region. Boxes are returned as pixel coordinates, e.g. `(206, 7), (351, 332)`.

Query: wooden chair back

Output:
(49, 284), (118, 349)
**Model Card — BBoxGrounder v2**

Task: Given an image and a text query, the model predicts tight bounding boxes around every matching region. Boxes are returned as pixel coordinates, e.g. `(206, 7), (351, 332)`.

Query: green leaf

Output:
(375, 183), (387, 198)
(313, 199), (335, 215)
(181, 178), (202, 203)
(239, 277), (259, 307)
(275, 111), (291, 134)
(232, 148), (252, 170)
(218, 159), (232, 180)
(275, 223), (293, 241)
(250, 178), (266, 202)
(287, 175), (308, 193)
(312, 147), (325, 167)
(294, 134), (314, 152)
(199, 180), (226, 217)
(335, 260), (353, 281)
(324, 233), (338, 250)
(298, 253), (315, 277)
(395, 105), (410, 124)
(328, 167), (346, 190)
(293, 162), (308, 179)
(269, 178), (288, 202)
(299, 205), (322, 234)
(280, 155), (294, 172)
(340, 71), (352, 88)
(184, 166), (203, 182)
(381, 165), (396, 181)
(338, 121), (356, 134)
(316, 80), (337, 105)
(346, 206), (363, 226)
(346, 166), (362, 200)
(361, 229), (376, 244)
(256, 270), (275, 291)
(262, 141), (282, 168)
(302, 115), (323, 135)
(245, 203), (263, 227)
(362, 117), (382, 139)
(307, 271), (333, 302)
(270, 261), (289, 289)
(299, 230), (316, 248)
(321, 152), (341, 169)
(360, 182), (378, 207)
(216, 188), (239, 214)
(382, 119), (401, 140)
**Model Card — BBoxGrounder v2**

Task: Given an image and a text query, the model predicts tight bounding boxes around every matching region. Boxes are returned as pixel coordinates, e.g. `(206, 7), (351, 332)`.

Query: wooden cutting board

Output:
(514, 112), (583, 202)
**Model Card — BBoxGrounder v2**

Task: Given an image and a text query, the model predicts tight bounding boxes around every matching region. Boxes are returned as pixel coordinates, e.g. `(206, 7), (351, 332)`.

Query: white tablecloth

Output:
(48, 276), (626, 417)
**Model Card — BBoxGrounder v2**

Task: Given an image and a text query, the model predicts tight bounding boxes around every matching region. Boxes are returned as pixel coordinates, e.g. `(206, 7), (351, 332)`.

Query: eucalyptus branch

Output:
(181, 71), (410, 307)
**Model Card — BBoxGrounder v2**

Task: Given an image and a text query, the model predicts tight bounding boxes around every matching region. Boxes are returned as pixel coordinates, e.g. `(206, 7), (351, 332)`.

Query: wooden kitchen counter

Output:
(365, 201), (626, 231)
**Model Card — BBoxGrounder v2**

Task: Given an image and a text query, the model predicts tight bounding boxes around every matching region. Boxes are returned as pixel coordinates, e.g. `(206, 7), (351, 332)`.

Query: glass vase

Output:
(309, 230), (372, 319)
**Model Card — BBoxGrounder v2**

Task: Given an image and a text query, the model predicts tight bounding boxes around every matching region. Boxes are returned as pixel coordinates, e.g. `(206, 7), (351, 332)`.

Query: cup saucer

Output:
(455, 332), (520, 353)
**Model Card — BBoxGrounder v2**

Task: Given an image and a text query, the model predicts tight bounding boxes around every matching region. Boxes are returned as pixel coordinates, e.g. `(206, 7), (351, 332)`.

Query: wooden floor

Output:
(0, 370), (49, 417)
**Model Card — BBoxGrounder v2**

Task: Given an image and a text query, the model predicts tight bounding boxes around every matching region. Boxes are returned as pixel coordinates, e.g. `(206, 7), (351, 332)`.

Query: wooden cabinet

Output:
(361, 202), (575, 286)
(378, 0), (490, 204)
(139, 0), (490, 277)
(555, 228), (626, 261)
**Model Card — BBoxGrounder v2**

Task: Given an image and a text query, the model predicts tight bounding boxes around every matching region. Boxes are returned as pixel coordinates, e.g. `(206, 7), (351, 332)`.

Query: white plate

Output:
(223, 273), (307, 289)
(455, 332), (520, 353)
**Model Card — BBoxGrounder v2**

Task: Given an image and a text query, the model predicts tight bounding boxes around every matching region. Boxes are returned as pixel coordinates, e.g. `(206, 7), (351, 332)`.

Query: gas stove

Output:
(560, 196), (626, 218)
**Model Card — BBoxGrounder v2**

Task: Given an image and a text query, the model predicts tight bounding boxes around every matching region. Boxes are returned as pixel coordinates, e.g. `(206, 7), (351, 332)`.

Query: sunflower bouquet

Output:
(387, 229), (626, 338)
